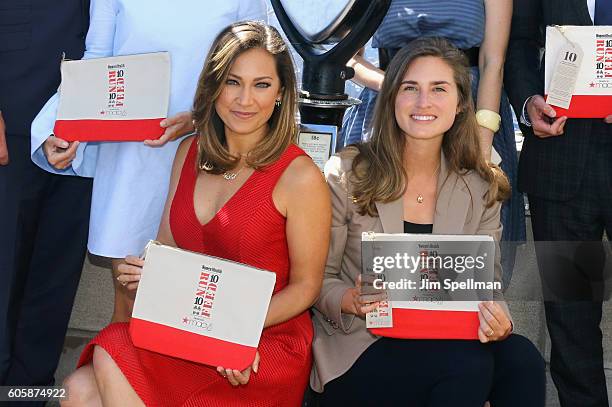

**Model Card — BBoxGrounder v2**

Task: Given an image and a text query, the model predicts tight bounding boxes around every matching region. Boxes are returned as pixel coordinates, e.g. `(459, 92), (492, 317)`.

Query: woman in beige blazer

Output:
(310, 37), (545, 407)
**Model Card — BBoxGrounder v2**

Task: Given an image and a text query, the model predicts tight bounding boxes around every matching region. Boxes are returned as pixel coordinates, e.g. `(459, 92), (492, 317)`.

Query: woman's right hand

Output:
(341, 274), (388, 319)
(116, 255), (144, 291)
(43, 135), (79, 170)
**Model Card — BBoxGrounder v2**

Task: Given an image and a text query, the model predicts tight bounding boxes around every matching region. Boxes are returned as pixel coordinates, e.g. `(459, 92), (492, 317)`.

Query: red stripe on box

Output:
(129, 318), (257, 370)
(369, 308), (480, 340)
(545, 95), (611, 118)
(53, 118), (164, 142)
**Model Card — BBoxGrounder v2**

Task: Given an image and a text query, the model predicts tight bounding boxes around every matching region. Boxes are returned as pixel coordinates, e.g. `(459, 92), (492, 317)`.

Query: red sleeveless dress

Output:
(78, 139), (313, 407)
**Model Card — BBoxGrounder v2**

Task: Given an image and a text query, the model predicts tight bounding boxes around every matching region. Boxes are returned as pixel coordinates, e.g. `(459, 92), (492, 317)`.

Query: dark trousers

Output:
(317, 334), (545, 407)
(0, 134), (92, 386)
(528, 121), (612, 407)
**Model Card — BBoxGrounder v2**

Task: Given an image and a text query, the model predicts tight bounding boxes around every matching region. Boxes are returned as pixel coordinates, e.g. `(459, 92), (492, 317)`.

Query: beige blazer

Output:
(310, 150), (508, 393)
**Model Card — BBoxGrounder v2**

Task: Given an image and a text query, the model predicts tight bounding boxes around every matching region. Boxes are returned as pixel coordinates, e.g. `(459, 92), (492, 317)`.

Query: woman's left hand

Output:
(216, 351), (260, 386)
(144, 111), (194, 147)
(477, 301), (512, 343)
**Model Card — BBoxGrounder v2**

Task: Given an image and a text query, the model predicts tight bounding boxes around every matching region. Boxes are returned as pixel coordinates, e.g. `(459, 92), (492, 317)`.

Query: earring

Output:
(199, 161), (214, 171)
(275, 99), (281, 107)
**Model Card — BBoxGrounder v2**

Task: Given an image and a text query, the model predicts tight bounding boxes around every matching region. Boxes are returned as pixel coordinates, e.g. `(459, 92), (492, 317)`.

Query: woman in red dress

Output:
(62, 21), (331, 407)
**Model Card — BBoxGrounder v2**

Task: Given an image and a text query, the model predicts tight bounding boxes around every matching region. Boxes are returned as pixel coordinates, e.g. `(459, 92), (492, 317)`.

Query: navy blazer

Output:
(504, 0), (606, 201)
(0, 0), (89, 136)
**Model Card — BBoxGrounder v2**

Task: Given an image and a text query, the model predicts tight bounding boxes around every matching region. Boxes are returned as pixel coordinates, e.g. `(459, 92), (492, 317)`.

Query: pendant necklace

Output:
(202, 152), (249, 181)
(222, 166), (243, 181)
(415, 164), (441, 204)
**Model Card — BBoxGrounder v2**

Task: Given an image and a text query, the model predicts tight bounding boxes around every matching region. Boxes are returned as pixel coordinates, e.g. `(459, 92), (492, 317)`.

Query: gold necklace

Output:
(414, 164), (441, 204)
(223, 152), (251, 181)
(222, 166), (244, 181)
(201, 152), (249, 181)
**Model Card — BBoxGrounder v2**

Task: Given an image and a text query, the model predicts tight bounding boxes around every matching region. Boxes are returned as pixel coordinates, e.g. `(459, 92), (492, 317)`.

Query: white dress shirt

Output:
(587, 0), (596, 23)
(30, 0), (267, 257)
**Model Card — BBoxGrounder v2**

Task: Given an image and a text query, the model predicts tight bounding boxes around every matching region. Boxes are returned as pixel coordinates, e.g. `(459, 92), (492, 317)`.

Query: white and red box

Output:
(363, 233), (495, 340)
(130, 242), (275, 370)
(54, 52), (170, 141)
(545, 25), (612, 118)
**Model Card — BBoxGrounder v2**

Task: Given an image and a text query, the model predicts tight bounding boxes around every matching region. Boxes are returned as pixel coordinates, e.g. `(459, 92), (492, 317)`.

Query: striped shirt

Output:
(372, 0), (485, 50)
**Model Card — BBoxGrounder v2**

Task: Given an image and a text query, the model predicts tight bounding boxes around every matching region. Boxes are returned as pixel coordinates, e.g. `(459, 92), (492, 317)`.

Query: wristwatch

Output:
(519, 96), (533, 128)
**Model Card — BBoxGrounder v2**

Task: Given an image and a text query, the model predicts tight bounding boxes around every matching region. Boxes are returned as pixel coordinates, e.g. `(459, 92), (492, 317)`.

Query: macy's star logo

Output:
(182, 317), (189, 324)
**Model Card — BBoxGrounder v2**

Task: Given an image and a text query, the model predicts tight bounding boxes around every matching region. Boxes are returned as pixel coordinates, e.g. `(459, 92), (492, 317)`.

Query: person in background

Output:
(311, 37), (544, 407)
(61, 21), (330, 407)
(341, 0), (523, 290)
(505, 0), (612, 405)
(31, 0), (267, 324)
(0, 0), (92, 390)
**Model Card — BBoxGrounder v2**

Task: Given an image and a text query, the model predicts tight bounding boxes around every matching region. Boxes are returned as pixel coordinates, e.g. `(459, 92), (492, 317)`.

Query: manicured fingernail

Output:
(160, 120), (167, 126)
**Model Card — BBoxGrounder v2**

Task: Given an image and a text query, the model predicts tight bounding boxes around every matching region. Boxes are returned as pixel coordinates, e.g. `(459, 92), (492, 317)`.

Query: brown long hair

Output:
(351, 37), (510, 216)
(192, 21), (298, 173)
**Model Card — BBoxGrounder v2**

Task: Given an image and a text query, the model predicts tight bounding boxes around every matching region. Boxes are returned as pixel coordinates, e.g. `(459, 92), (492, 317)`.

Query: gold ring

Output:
(486, 329), (494, 337)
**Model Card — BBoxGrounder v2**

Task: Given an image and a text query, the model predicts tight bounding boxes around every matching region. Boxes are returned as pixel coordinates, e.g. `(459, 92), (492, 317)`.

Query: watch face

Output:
(278, 0), (356, 43)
